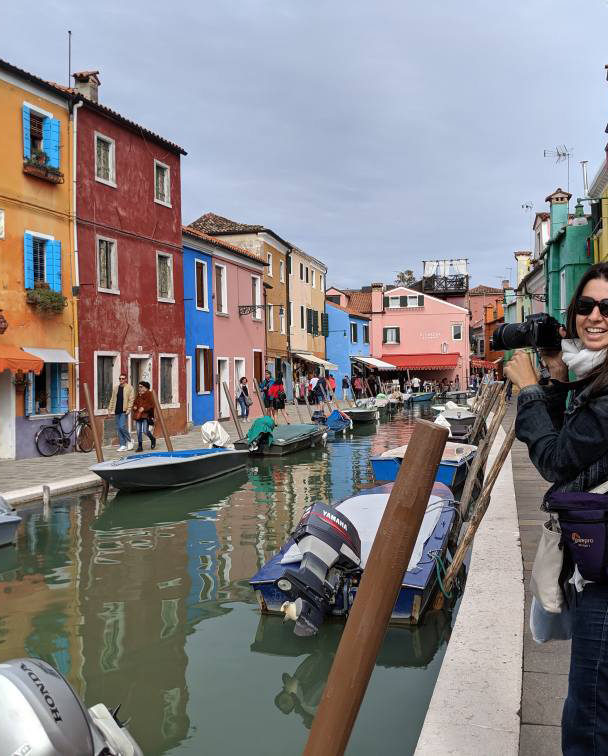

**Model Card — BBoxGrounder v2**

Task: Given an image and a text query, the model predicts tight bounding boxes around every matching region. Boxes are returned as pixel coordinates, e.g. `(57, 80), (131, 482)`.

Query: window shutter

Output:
(400, 296), (407, 307)
(22, 105), (31, 159)
(383, 296), (389, 309)
(46, 240), (62, 292)
(42, 117), (60, 169)
(25, 372), (34, 416)
(312, 310), (319, 335)
(321, 313), (329, 337)
(203, 349), (213, 392)
(195, 348), (201, 393)
(24, 233), (34, 289)
(50, 363), (61, 414)
(382, 328), (388, 344)
(306, 308), (313, 334)
(395, 327), (401, 343)
(418, 295), (424, 307)
(196, 263), (205, 308)
(60, 365), (69, 412)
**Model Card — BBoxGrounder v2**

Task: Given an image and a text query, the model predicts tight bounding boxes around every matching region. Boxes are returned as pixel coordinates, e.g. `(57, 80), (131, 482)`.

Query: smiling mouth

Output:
(586, 328), (608, 334)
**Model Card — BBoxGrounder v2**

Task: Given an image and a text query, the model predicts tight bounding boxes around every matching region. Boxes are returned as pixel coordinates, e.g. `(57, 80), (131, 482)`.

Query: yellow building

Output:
(589, 159), (608, 263)
(0, 60), (76, 459)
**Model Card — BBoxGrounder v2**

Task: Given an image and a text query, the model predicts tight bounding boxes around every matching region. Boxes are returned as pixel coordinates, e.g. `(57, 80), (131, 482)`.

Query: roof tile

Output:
(182, 225), (266, 265)
(190, 212), (264, 235)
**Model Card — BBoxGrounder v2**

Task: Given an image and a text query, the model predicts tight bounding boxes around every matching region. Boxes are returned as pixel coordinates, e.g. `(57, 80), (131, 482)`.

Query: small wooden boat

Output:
(440, 409), (476, 441)
(90, 448), (249, 491)
(344, 406), (379, 423)
(0, 498), (21, 547)
(371, 441), (477, 493)
(411, 391), (435, 402)
(235, 424), (326, 456)
(250, 481), (458, 627)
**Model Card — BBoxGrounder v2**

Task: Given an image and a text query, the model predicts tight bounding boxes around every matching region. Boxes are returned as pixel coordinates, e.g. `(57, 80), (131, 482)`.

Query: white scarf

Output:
(561, 339), (607, 378)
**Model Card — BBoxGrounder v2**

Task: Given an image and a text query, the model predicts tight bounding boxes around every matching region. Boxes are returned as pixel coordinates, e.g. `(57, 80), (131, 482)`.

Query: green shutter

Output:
(312, 310), (319, 335)
(395, 327), (400, 343)
(382, 328), (387, 343)
(400, 296), (407, 307)
(321, 313), (329, 337)
(418, 295), (424, 307)
(383, 296), (389, 309)
(306, 308), (313, 334)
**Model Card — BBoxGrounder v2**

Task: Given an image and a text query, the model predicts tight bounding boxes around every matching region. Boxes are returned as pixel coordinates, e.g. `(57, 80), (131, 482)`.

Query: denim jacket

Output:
(515, 380), (608, 493)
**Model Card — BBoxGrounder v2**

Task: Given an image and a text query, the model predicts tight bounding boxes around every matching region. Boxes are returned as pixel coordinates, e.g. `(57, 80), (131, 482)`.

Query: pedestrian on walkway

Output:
(309, 373), (319, 405)
(132, 381), (156, 451)
(352, 374), (362, 399)
(259, 370), (273, 414)
(505, 262), (608, 755)
(326, 373), (336, 398)
(411, 375), (421, 393)
(268, 372), (290, 424)
(108, 372), (134, 451)
(236, 376), (252, 420)
(342, 375), (351, 401)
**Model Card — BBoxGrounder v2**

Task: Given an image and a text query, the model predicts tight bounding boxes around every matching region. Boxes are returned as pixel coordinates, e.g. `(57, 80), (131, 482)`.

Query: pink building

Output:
(327, 284), (470, 385)
(184, 227), (266, 421)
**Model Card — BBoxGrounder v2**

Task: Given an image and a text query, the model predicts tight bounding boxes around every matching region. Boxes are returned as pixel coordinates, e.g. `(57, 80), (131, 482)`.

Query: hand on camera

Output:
(504, 351), (539, 389)
(539, 326), (568, 382)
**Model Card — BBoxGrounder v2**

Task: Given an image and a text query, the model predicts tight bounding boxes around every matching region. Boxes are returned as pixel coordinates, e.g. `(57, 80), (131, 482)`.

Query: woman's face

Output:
(576, 278), (608, 351)
(265, 371), (271, 380)
(138, 385), (146, 395)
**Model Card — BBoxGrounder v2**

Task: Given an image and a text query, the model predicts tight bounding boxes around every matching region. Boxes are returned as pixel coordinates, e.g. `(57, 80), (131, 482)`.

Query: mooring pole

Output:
(222, 381), (245, 440)
(302, 389), (314, 419)
(254, 381), (267, 417)
(303, 419), (449, 756)
(151, 389), (174, 451)
(293, 398), (305, 423)
(83, 382), (104, 462)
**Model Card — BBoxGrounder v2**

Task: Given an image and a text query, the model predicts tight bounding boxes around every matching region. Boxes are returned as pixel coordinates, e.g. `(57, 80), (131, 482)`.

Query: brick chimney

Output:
(73, 70), (100, 103)
(502, 279), (510, 290)
(545, 187), (571, 239)
(371, 282), (384, 313)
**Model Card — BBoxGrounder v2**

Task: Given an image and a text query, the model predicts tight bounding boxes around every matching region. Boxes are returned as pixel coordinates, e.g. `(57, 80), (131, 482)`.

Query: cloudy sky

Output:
(3, 1), (608, 288)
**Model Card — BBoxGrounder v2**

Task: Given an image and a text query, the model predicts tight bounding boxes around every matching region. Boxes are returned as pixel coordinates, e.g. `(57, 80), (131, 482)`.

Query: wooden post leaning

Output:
(254, 381), (267, 417)
(222, 381), (245, 440)
(470, 382), (501, 443)
(303, 420), (449, 756)
(82, 382), (104, 463)
(150, 389), (174, 451)
(293, 398), (305, 424)
(318, 383), (334, 416)
(434, 422), (516, 610)
(302, 389), (314, 419)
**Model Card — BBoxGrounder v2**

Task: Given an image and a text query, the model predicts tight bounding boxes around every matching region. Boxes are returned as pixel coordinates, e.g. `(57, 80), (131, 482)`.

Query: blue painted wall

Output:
(325, 303), (370, 390)
(183, 243), (214, 425)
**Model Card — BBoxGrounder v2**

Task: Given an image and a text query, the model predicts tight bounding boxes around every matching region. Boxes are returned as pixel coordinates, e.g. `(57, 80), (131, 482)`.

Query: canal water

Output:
(0, 406), (458, 755)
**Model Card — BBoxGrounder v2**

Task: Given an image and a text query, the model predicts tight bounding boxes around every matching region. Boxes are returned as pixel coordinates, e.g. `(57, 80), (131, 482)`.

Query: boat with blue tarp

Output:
(235, 419), (326, 456)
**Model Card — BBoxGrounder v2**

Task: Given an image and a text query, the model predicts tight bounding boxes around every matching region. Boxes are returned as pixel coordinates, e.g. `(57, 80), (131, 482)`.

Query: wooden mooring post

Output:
(83, 382), (104, 463)
(151, 389), (174, 451)
(222, 381), (245, 440)
(254, 381), (268, 417)
(303, 419), (449, 756)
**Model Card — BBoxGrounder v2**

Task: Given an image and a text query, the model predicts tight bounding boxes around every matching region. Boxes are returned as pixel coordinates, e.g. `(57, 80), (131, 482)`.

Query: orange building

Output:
(483, 300), (505, 377)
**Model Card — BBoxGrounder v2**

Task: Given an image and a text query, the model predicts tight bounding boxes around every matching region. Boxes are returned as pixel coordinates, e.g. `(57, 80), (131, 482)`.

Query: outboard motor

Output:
(0, 657), (143, 755)
(277, 502), (361, 636)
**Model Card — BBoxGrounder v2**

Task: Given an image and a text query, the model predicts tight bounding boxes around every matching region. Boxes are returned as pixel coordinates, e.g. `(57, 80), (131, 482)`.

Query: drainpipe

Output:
(72, 100), (83, 410)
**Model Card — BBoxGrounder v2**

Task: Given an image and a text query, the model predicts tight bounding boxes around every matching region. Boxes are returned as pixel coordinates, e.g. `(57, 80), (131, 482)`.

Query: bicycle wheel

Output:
(35, 426), (62, 457)
(76, 422), (95, 453)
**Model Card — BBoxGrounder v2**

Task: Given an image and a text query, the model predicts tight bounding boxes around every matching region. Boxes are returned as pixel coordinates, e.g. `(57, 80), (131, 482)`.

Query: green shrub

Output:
(26, 287), (66, 314)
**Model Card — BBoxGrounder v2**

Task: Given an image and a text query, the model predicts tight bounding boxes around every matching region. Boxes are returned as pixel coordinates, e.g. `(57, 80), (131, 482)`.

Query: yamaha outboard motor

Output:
(0, 658), (143, 755)
(277, 502), (361, 636)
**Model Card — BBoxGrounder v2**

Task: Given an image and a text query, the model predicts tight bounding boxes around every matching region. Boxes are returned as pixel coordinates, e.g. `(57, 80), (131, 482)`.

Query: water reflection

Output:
(0, 407), (452, 755)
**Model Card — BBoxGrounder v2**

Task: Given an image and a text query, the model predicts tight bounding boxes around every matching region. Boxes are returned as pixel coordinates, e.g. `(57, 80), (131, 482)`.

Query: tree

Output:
(395, 270), (415, 287)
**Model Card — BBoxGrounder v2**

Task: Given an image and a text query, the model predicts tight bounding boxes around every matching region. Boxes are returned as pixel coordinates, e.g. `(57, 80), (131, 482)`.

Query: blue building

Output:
(325, 302), (371, 392)
(183, 230), (215, 426)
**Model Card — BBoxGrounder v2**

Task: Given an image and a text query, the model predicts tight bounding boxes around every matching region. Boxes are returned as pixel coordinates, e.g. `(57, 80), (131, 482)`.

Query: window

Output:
(97, 355), (115, 410)
(159, 355), (178, 406)
(279, 306), (285, 334)
(215, 264), (227, 314)
(267, 253), (273, 276)
(195, 347), (213, 393)
(300, 262), (304, 280)
(408, 295), (420, 307)
(154, 160), (171, 206)
(279, 260), (285, 282)
(363, 324), (369, 343)
(383, 327), (400, 344)
(300, 305), (305, 330)
(320, 273), (325, 291)
(350, 323), (358, 342)
(479, 338), (485, 355)
(23, 232), (61, 292)
(305, 267), (309, 284)
(252, 275), (261, 319)
(95, 133), (116, 186)
(195, 259), (208, 310)
(389, 296), (400, 308)
(289, 301), (293, 330)
(156, 253), (174, 301)
(452, 323), (463, 341)
(287, 256), (292, 275)
(97, 237), (118, 292)
(267, 304), (274, 330)
(22, 104), (60, 169)
(311, 269), (315, 288)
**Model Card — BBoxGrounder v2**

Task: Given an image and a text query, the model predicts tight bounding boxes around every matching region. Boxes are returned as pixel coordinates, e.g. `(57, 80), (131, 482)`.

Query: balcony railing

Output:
(421, 274), (469, 295)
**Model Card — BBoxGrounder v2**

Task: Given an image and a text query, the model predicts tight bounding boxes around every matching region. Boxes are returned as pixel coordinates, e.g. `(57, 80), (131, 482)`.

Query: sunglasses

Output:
(575, 296), (608, 318)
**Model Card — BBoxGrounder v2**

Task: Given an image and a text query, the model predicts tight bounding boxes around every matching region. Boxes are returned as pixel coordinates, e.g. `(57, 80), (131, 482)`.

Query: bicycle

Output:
(35, 409), (95, 457)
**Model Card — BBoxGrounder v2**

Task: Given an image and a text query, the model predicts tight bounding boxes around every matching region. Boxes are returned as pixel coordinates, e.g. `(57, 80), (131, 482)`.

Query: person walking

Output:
(309, 373), (319, 405)
(411, 375), (421, 393)
(352, 374), (362, 400)
(236, 376), (252, 421)
(327, 373), (336, 398)
(108, 372), (135, 451)
(259, 370), (273, 414)
(268, 372), (290, 424)
(455, 374), (460, 391)
(132, 381), (156, 452)
(342, 375), (351, 401)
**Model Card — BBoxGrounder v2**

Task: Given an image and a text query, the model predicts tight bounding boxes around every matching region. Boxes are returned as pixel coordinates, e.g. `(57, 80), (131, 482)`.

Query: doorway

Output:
(217, 358), (229, 419)
(0, 371), (16, 459)
(253, 350), (263, 384)
(130, 356), (152, 389)
(185, 356), (192, 423)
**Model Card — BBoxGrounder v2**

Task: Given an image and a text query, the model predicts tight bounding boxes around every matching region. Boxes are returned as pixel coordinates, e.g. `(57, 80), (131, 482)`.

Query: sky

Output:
(3, 1), (608, 289)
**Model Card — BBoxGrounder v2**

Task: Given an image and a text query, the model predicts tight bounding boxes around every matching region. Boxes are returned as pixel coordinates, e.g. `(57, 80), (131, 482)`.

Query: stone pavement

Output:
(504, 401), (570, 756)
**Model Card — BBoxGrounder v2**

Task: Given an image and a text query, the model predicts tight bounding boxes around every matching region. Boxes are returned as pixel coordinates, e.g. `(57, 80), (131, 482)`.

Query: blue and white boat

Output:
(250, 481), (458, 629)
(411, 391), (435, 403)
(0, 498), (21, 548)
(90, 447), (249, 491)
(371, 441), (476, 492)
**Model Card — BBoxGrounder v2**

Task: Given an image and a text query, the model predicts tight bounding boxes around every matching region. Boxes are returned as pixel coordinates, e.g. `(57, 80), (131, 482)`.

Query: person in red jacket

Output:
(268, 372), (290, 424)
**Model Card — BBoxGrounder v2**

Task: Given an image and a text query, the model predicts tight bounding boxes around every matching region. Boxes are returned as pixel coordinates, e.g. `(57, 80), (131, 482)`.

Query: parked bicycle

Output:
(35, 409), (95, 457)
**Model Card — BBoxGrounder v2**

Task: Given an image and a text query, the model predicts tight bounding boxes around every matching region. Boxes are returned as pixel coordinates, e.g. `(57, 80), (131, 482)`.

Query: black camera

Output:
(491, 313), (563, 352)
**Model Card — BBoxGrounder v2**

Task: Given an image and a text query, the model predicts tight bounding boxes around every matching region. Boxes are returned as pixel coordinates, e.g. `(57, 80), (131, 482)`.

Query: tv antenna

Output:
(544, 145), (573, 193)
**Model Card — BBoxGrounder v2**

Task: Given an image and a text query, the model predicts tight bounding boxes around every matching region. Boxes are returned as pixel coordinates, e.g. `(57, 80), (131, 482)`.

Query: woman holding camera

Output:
(505, 262), (608, 754)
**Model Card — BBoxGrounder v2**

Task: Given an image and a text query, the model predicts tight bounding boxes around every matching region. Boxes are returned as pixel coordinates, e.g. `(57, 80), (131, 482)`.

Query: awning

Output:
(22, 347), (77, 364)
(0, 345), (44, 374)
(471, 358), (496, 369)
(351, 356), (397, 370)
(381, 353), (460, 370)
(293, 352), (338, 370)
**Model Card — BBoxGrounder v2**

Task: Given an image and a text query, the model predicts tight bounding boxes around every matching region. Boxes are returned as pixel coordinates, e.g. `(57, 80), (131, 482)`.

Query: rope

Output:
(430, 550), (452, 599)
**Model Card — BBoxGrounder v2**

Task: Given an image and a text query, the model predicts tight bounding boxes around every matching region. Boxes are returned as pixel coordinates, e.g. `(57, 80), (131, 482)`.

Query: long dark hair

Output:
(564, 262), (608, 396)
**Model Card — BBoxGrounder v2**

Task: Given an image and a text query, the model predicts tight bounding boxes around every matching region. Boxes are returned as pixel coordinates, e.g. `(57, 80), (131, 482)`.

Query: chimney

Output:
(545, 187), (571, 239)
(514, 251), (531, 286)
(502, 279), (510, 290)
(73, 70), (100, 103)
(371, 282), (384, 313)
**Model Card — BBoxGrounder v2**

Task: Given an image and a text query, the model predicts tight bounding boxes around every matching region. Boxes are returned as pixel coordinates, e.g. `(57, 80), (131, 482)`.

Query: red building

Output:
(73, 71), (187, 439)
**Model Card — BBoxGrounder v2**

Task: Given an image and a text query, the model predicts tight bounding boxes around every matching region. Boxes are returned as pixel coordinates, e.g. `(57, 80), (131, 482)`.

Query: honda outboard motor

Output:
(277, 502), (361, 636)
(0, 658), (143, 755)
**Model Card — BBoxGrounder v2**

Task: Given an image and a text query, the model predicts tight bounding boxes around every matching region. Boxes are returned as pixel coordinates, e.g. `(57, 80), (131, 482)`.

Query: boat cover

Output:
(326, 410), (351, 432)
(201, 421), (234, 449)
(247, 416), (275, 446)
(380, 441), (477, 464)
(272, 424), (322, 444)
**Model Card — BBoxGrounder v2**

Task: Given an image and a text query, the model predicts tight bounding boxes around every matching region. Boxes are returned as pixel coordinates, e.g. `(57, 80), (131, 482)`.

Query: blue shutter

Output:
(24, 233), (34, 289)
(24, 372), (34, 417)
(44, 117), (60, 169)
(22, 105), (31, 159)
(50, 364), (61, 414)
(46, 240), (62, 292)
(60, 364), (69, 412)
